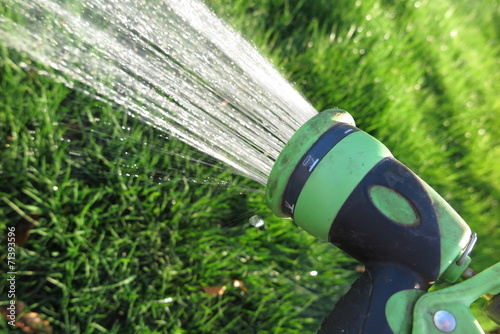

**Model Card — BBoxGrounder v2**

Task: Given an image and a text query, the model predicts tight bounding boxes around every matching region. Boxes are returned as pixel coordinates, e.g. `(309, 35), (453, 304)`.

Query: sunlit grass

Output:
(1, 0), (499, 332)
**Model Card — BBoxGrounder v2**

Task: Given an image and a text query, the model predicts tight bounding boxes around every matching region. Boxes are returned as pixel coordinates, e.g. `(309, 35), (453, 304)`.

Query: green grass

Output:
(1, 0), (499, 333)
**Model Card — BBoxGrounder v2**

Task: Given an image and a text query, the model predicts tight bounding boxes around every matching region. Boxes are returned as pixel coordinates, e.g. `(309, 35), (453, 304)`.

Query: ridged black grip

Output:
(318, 265), (427, 333)
(319, 158), (444, 333)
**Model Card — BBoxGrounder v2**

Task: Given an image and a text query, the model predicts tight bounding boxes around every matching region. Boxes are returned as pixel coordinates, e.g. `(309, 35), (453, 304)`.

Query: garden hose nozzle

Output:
(266, 109), (473, 333)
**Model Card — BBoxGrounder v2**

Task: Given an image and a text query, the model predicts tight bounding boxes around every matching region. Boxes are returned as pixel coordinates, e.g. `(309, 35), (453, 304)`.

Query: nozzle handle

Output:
(318, 264), (427, 334)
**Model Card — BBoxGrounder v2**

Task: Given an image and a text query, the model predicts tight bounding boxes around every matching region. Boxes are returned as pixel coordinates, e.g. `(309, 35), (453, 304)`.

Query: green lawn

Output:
(1, 0), (499, 333)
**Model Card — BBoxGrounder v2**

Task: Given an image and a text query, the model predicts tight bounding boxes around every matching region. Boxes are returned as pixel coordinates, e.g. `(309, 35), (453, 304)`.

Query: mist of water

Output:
(0, 0), (318, 184)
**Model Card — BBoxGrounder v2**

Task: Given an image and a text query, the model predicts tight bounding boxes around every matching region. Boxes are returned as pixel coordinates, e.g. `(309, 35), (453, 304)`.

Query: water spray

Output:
(266, 109), (500, 333)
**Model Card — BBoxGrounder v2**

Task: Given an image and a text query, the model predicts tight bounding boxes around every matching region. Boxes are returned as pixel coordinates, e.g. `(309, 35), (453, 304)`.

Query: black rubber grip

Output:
(320, 158), (442, 333)
(317, 264), (428, 334)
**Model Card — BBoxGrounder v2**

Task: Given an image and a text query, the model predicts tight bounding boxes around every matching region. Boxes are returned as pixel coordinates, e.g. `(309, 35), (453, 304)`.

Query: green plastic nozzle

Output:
(266, 108), (392, 241)
(266, 108), (355, 219)
(266, 109), (474, 333)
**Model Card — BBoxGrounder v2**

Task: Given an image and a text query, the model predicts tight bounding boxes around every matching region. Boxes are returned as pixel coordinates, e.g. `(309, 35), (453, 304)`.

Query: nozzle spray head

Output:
(266, 108), (471, 278)
(265, 108), (477, 333)
(266, 108), (356, 223)
(267, 108), (395, 242)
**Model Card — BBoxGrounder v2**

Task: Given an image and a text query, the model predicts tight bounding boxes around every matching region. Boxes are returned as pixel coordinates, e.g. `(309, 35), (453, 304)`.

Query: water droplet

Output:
(270, 270), (280, 277)
(249, 215), (264, 227)
(158, 297), (174, 304)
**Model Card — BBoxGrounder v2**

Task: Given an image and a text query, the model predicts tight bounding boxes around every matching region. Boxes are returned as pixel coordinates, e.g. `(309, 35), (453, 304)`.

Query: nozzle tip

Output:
(266, 109), (355, 217)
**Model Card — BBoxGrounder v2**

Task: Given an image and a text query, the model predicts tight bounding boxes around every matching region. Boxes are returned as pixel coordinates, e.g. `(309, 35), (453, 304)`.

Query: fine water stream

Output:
(0, 0), (318, 184)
